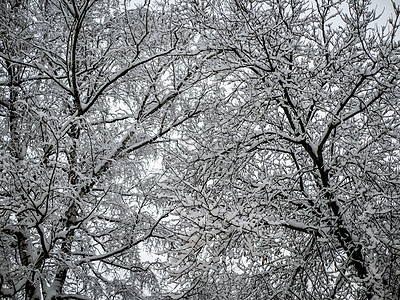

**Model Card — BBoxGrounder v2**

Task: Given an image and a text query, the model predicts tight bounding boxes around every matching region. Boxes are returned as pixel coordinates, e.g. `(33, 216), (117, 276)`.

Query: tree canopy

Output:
(1, 0), (399, 299)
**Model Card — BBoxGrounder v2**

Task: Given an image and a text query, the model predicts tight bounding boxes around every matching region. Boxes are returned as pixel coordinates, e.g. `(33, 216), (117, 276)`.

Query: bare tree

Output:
(162, 0), (400, 299)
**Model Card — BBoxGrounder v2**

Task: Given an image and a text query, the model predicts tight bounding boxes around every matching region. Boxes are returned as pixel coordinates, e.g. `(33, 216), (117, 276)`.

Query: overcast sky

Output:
(127, 0), (399, 38)
(127, 0), (399, 20)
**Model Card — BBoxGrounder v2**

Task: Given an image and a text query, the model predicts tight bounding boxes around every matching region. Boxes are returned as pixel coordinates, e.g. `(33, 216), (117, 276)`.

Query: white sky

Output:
(332, 0), (400, 40)
(128, 0), (399, 24)
(374, 0), (399, 21)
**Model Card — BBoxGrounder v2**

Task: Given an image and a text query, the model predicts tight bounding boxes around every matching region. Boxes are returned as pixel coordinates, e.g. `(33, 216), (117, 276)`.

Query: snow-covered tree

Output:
(2, 0), (399, 299)
(162, 0), (400, 299)
(0, 0), (208, 298)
